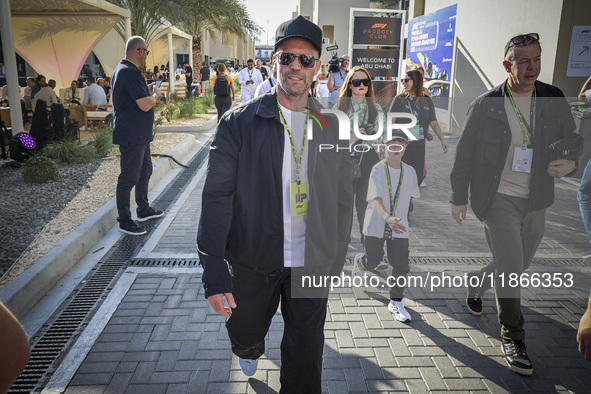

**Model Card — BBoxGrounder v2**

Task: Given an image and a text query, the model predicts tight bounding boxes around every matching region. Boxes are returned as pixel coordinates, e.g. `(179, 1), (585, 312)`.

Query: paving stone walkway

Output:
(60, 137), (591, 393)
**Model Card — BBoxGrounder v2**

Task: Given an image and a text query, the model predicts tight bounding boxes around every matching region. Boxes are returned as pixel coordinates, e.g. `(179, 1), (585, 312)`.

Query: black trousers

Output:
(352, 149), (380, 246)
(116, 143), (152, 221)
(362, 236), (410, 301)
(402, 139), (425, 185)
(226, 265), (327, 394)
(215, 95), (232, 123)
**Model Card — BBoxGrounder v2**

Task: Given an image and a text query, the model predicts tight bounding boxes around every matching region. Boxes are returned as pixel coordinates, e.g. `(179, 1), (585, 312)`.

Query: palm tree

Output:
(177, 0), (260, 67)
(107, 0), (259, 66)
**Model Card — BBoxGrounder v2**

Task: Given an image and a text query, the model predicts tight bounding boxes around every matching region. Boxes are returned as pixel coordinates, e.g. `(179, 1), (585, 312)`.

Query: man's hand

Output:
(441, 140), (449, 154)
(548, 159), (576, 179)
(578, 304), (591, 361)
(451, 204), (467, 225)
(207, 293), (236, 318)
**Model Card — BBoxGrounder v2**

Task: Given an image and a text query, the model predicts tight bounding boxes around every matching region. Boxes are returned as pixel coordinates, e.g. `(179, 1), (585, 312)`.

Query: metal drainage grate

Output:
(410, 257), (590, 267)
(9, 140), (212, 393)
(10, 255), (126, 392)
(131, 258), (200, 267)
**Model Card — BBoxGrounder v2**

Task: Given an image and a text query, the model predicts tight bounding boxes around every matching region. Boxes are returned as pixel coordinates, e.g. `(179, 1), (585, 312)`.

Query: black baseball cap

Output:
(383, 130), (411, 143)
(275, 15), (323, 56)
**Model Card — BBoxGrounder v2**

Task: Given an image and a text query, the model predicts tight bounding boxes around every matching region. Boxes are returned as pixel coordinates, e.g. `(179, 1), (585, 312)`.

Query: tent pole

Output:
(0, 0), (24, 136)
(125, 17), (132, 40)
(168, 32), (175, 95)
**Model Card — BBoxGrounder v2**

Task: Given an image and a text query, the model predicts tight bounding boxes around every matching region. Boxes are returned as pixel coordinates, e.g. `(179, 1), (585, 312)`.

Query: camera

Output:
(248, 79), (254, 84)
(326, 44), (342, 73)
(359, 124), (375, 135)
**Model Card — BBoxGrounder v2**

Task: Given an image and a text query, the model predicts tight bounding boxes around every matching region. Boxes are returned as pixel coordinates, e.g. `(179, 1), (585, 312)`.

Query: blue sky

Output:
(242, 0), (300, 45)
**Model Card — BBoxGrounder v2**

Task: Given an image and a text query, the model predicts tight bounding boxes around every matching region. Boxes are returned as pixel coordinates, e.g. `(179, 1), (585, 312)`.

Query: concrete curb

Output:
(156, 113), (217, 132)
(0, 134), (197, 319)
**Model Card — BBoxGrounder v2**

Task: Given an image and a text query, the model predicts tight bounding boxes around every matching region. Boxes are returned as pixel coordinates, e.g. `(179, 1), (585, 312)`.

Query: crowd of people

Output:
(2, 17), (591, 394)
(197, 17), (591, 393)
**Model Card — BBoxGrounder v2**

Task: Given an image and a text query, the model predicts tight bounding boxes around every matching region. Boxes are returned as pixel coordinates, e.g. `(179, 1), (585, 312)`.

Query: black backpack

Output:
(215, 75), (230, 97)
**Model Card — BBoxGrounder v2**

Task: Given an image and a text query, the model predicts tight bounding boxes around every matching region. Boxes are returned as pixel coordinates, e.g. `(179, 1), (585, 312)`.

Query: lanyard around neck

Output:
(277, 97), (309, 182)
(505, 81), (536, 149)
(384, 161), (404, 216)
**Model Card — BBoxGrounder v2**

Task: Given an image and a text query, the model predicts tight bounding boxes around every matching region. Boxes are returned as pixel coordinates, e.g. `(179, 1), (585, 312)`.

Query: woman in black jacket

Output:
(390, 69), (448, 186)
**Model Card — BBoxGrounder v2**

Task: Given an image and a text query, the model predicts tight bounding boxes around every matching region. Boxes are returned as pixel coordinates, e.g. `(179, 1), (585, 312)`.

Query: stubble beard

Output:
(278, 71), (311, 98)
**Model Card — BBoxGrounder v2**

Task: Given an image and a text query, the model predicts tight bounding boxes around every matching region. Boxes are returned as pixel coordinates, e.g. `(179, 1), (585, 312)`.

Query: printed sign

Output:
(567, 26), (591, 77)
(407, 4), (457, 108)
(353, 17), (402, 46)
(351, 49), (399, 77)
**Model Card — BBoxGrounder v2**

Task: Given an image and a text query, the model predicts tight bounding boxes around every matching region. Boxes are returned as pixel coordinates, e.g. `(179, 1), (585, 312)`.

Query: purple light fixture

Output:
(19, 133), (36, 149)
(9, 132), (37, 161)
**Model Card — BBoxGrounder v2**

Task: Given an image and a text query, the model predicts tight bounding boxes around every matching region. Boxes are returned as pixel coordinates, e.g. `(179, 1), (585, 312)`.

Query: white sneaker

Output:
(420, 180), (427, 187)
(388, 300), (412, 322)
(352, 253), (365, 278)
(374, 260), (388, 270)
(239, 357), (258, 376)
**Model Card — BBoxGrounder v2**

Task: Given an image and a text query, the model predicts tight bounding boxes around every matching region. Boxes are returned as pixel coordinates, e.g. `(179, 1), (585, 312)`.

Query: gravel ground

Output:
(0, 133), (190, 285)
(0, 161), (101, 278)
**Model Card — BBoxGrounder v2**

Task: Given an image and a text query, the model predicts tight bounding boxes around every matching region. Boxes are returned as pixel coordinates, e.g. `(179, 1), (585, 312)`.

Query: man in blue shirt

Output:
(111, 36), (164, 235)
(327, 54), (350, 99)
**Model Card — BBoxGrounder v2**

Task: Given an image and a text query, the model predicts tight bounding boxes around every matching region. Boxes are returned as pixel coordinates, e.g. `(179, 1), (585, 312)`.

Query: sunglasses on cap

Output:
(505, 33), (539, 56)
(351, 79), (371, 87)
(276, 52), (319, 69)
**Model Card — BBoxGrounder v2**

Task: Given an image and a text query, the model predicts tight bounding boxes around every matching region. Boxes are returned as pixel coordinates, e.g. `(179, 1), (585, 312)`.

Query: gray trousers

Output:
(477, 193), (546, 340)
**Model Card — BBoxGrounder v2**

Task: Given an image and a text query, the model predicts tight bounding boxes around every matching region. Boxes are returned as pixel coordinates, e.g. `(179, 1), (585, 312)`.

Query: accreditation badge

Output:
(512, 147), (533, 173)
(290, 181), (308, 216)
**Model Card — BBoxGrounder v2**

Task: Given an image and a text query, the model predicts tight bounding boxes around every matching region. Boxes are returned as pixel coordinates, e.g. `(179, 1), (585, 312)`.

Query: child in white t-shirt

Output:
(352, 130), (420, 322)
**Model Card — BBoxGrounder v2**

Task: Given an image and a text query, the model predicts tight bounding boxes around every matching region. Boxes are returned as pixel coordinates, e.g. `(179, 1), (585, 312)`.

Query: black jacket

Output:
(197, 88), (353, 297)
(450, 80), (577, 221)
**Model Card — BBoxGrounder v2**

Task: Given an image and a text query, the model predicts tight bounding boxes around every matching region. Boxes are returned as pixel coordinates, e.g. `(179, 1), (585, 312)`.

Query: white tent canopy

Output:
(9, 0), (131, 90)
(1, 0), (131, 135)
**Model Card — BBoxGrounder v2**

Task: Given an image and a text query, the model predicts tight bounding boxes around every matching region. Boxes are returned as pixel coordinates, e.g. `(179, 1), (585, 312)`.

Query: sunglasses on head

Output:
(505, 33), (539, 56)
(351, 78), (371, 87)
(277, 52), (319, 69)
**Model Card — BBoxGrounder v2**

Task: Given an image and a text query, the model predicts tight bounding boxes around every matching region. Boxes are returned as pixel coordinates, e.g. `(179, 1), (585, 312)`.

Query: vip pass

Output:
(277, 98), (309, 216)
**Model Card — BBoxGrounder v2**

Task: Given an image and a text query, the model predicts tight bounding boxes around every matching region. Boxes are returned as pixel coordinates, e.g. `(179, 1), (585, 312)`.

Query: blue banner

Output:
(407, 4), (457, 107)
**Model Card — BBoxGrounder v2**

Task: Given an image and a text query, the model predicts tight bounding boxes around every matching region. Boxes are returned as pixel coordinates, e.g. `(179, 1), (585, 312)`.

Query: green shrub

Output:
(21, 155), (60, 183)
(45, 138), (98, 164)
(92, 129), (114, 157)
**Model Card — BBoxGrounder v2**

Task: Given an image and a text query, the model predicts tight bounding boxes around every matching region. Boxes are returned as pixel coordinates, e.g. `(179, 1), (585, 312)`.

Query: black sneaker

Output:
(583, 248), (591, 259)
(502, 339), (533, 375)
(466, 271), (483, 316)
(137, 207), (164, 222)
(119, 219), (147, 235)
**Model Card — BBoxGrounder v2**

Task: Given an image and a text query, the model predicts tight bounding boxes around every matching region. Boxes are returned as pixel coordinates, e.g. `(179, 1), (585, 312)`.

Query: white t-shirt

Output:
(363, 160), (420, 239)
(280, 104), (308, 267)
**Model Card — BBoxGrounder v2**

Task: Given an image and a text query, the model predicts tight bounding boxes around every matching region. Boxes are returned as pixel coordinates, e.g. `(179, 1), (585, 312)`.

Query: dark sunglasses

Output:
(505, 33), (539, 56)
(351, 79), (371, 87)
(137, 47), (150, 55)
(277, 52), (318, 69)
(401, 78), (411, 83)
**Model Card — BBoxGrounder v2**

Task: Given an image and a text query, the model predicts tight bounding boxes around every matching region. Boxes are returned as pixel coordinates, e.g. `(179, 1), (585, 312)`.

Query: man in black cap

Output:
(197, 15), (352, 392)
